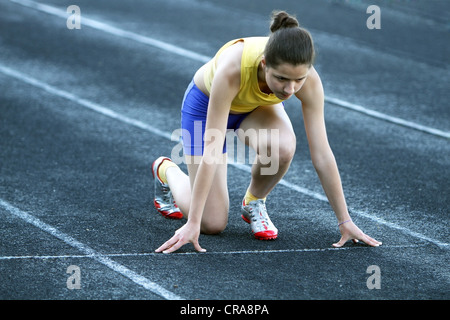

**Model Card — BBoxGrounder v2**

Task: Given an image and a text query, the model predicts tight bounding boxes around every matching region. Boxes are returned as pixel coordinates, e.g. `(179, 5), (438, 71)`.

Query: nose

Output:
(284, 82), (295, 95)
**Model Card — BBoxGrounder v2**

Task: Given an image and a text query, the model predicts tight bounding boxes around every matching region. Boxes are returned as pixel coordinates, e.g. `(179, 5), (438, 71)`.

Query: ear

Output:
(261, 56), (267, 69)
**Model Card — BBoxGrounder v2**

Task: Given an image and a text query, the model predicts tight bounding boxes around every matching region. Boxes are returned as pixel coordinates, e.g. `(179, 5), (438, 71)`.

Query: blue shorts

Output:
(181, 80), (250, 156)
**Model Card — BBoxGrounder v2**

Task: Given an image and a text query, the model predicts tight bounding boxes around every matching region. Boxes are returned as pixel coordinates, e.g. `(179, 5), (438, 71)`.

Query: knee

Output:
(278, 139), (296, 165)
(271, 131), (296, 166)
(201, 214), (228, 235)
(201, 222), (227, 235)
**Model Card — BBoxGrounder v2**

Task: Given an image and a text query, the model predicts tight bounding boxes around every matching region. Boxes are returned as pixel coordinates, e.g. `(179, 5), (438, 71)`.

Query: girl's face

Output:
(262, 59), (310, 100)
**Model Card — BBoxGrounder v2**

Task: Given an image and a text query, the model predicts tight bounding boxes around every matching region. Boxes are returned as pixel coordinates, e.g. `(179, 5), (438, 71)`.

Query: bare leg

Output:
(165, 165), (191, 217)
(165, 154), (229, 234)
(237, 104), (296, 199)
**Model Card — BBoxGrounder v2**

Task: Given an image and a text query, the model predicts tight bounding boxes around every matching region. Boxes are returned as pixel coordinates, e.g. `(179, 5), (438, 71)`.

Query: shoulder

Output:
(295, 66), (324, 107)
(214, 40), (244, 85)
(216, 40), (243, 69)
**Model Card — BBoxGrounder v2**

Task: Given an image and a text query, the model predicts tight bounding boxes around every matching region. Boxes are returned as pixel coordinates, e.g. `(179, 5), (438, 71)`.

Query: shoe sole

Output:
(241, 214), (278, 240)
(154, 200), (183, 219)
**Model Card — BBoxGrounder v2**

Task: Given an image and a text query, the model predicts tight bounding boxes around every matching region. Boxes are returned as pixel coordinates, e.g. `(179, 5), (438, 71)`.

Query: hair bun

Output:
(270, 11), (299, 33)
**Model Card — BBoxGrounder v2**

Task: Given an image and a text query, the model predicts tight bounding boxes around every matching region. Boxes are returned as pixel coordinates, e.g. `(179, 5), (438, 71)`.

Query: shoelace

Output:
(161, 186), (174, 203)
(248, 203), (269, 224)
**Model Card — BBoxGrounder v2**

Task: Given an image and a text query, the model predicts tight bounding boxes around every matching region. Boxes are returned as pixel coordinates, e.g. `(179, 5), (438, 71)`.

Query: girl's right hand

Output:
(155, 221), (206, 254)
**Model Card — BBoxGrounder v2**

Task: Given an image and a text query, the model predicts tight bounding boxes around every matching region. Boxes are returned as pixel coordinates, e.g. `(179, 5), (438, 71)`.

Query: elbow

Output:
(310, 149), (336, 173)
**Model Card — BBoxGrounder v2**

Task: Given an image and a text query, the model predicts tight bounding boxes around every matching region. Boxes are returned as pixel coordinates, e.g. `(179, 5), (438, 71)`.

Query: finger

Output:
(162, 240), (183, 254)
(155, 236), (178, 253)
(163, 236), (195, 254)
(193, 240), (206, 253)
(332, 234), (349, 248)
(155, 240), (174, 253)
(360, 234), (382, 247)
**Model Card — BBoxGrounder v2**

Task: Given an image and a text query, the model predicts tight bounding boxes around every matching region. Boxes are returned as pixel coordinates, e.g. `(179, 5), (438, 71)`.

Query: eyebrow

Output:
(275, 74), (307, 81)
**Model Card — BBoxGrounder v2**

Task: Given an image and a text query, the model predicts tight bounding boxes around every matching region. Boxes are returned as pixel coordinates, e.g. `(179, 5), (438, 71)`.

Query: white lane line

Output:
(0, 65), (173, 141)
(9, 0), (210, 63)
(1, 63), (448, 249)
(0, 244), (431, 260)
(9, 0), (450, 139)
(0, 198), (183, 300)
(325, 97), (450, 139)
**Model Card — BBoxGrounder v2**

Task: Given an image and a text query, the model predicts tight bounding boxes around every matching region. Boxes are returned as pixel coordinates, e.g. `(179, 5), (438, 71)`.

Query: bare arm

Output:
(188, 56), (240, 225)
(296, 67), (381, 247)
(297, 67), (350, 223)
(156, 44), (242, 253)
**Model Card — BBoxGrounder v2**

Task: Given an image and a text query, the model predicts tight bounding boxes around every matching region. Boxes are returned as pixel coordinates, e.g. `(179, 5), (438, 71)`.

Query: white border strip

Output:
(0, 198), (183, 300)
(0, 63), (448, 249)
(8, 0), (450, 139)
(0, 244), (430, 261)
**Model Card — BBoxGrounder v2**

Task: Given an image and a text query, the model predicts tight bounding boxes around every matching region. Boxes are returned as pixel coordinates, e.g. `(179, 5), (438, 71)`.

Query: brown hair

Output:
(264, 11), (315, 68)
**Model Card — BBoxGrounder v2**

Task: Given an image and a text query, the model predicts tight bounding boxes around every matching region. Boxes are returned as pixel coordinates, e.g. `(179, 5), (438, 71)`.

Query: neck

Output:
(257, 62), (272, 94)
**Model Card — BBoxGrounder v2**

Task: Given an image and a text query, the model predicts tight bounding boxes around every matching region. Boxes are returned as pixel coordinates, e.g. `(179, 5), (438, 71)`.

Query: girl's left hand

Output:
(332, 220), (382, 248)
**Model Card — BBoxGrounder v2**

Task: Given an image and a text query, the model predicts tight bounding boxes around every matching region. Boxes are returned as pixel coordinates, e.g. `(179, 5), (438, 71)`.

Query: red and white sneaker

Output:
(241, 199), (278, 240)
(151, 157), (183, 219)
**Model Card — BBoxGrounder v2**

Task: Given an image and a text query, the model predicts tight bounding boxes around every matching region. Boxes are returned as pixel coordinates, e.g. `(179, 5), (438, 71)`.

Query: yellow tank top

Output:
(203, 37), (283, 113)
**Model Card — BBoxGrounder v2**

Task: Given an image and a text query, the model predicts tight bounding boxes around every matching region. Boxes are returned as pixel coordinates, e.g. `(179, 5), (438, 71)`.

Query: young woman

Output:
(153, 11), (382, 253)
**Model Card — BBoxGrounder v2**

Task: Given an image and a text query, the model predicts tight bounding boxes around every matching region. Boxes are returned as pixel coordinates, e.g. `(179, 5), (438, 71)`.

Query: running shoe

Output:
(241, 199), (278, 240)
(151, 157), (183, 219)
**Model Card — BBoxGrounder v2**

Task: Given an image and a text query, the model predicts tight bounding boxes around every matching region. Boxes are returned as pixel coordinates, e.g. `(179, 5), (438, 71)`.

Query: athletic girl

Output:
(153, 11), (382, 253)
